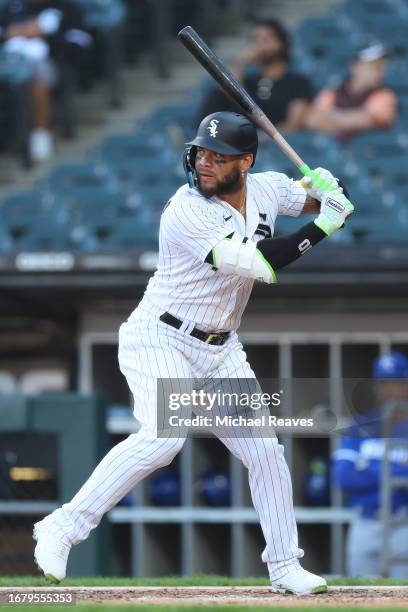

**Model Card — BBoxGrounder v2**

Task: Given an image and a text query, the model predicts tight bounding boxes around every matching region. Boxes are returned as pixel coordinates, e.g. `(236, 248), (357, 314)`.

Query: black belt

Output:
(159, 312), (230, 345)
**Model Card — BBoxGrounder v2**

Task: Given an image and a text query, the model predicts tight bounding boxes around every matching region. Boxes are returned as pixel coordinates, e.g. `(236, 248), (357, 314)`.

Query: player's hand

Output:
(300, 167), (342, 201)
(314, 191), (354, 236)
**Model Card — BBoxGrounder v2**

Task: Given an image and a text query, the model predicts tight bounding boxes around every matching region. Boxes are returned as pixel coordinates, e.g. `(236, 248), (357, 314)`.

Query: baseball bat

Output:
(177, 25), (340, 195)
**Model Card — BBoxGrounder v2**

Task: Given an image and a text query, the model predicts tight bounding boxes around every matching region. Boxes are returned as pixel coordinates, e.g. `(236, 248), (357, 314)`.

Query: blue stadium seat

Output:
(6, 214), (74, 251)
(335, 0), (403, 23)
(349, 130), (406, 159)
(0, 225), (13, 253)
(363, 215), (408, 243)
(0, 192), (61, 246)
(92, 134), (165, 163)
(38, 162), (118, 195)
(15, 214), (75, 251)
(106, 159), (182, 195)
(360, 155), (407, 189)
(72, 0), (126, 29)
(294, 15), (361, 54)
(103, 215), (159, 250)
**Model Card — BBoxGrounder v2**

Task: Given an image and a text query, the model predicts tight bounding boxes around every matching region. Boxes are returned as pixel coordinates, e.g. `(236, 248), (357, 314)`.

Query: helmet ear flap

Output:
(183, 146), (198, 188)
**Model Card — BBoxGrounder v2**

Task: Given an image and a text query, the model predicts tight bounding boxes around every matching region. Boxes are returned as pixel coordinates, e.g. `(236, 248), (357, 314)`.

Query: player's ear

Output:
(239, 154), (253, 173)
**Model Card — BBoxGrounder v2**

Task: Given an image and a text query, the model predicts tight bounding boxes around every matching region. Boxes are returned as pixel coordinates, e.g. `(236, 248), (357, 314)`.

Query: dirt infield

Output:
(1, 586), (408, 607)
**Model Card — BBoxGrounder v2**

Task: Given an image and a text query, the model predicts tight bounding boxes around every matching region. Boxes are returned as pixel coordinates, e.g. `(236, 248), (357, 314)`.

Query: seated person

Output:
(0, 0), (91, 162)
(306, 43), (397, 143)
(333, 353), (408, 577)
(198, 19), (313, 134)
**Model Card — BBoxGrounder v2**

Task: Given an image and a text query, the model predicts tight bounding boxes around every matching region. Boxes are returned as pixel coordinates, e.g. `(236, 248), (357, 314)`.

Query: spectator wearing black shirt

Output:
(0, 0), (91, 162)
(198, 19), (313, 134)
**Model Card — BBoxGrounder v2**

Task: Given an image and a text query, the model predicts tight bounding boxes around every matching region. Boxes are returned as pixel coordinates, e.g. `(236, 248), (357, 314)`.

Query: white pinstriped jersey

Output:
(136, 171), (307, 333)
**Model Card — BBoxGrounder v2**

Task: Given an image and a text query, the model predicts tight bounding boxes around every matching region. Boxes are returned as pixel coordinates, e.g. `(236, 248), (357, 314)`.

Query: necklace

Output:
(238, 183), (247, 218)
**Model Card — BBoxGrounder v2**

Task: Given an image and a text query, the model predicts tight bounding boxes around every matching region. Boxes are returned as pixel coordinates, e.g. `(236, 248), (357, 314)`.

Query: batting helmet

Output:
(188, 111), (258, 161)
(183, 112), (258, 187)
(372, 353), (408, 379)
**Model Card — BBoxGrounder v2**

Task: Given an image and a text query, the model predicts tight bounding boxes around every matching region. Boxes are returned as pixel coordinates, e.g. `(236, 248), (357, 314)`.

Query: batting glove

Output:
(300, 167), (342, 201)
(314, 191), (354, 236)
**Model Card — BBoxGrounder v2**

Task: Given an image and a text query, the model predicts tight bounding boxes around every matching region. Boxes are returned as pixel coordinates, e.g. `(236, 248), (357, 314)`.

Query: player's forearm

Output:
(301, 196), (320, 214)
(328, 108), (377, 131)
(256, 221), (326, 270)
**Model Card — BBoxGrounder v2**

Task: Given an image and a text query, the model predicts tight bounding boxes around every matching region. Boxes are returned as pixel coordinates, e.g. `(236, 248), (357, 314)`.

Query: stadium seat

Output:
(8, 213), (75, 251)
(64, 191), (141, 250)
(335, 0), (404, 23)
(0, 192), (59, 246)
(349, 130), (407, 159)
(102, 216), (158, 250)
(363, 216), (408, 243)
(360, 155), (407, 189)
(38, 162), (118, 195)
(294, 16), (360, 56)
(92, 134), (165, 163)
(106, 159), (182, 195)
(72, 0), (126, 30)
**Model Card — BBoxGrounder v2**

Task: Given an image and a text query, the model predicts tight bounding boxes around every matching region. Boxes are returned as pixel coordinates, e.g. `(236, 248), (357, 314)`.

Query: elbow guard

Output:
(208, 234), (277, 284)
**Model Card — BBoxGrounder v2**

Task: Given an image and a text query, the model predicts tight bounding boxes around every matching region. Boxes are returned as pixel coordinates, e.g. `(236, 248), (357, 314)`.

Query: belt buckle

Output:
(205, 333), (218, 344)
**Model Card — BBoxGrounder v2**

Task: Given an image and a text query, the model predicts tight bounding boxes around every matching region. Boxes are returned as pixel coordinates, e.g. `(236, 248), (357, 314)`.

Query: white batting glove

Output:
(314, 191), (354, 236)
(300, 167), (342, 201)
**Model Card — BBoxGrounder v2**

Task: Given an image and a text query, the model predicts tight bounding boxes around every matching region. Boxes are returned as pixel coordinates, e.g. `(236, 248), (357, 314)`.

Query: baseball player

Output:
(33, 112), (353, 594)
(333, 353), (408, 578)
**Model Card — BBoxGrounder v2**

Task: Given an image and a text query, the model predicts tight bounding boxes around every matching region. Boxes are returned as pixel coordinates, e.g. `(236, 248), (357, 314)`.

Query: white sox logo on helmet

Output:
(207, 119), (219, 138)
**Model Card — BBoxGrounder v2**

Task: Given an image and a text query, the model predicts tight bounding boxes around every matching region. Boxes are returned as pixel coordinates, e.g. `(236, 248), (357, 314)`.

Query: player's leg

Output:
(346, 516), (381, 577)
(203, 337), (326, 594)
(389, 521), (408, 578)
(34, 321), (193, 582)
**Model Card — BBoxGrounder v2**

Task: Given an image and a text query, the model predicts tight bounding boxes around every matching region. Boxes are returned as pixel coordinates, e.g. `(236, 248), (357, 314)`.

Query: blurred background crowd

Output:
(0, 0), (407, 248)
(0, 0), (407, 582)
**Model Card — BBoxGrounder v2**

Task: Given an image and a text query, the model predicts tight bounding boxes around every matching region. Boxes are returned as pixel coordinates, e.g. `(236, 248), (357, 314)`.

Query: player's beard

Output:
(197, 166), (242, 199)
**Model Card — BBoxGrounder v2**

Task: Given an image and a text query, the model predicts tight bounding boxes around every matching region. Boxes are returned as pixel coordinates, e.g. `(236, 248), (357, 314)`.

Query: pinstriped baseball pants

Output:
(43, 302), (304, 579)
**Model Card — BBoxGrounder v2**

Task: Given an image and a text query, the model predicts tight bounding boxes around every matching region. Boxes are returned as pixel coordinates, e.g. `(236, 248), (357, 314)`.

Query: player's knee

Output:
(154, 437), (185, 468)
(241, 436), (280, 468)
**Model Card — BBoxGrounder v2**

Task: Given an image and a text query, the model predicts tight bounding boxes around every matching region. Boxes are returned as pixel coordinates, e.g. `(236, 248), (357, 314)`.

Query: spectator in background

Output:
(306, 43), (397, 143)
(198, 19), (313, 134)
(333, 353), (408, 578)
(0, 0), (91, 162)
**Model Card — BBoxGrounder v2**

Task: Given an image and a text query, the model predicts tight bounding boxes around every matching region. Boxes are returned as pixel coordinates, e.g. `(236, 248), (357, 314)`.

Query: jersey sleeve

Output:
(162, 197), (232, 262)
(332, 435), (381, 492)
(260, 172), (307, 217)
